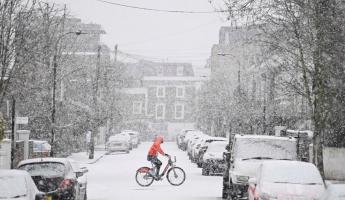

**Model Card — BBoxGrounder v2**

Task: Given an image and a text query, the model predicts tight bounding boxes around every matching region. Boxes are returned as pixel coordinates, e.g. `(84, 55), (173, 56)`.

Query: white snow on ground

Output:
(69, 150), (107, 164)
(74, 142), (223, 200)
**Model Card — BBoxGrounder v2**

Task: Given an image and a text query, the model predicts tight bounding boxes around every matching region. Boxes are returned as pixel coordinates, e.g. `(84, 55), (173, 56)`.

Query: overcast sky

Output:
(47, 0), (229, 67)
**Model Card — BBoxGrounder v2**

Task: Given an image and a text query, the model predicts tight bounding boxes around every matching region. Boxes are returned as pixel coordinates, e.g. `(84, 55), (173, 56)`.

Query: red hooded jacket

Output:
(148, 136), (165, 157)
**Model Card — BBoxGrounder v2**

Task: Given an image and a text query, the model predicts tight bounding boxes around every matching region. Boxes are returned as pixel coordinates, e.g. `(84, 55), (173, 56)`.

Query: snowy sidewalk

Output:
(68, 148), (107, 165)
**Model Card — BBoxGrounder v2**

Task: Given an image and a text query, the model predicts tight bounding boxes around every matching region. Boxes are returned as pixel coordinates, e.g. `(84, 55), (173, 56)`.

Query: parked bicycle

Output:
(135, 155), (186, 187)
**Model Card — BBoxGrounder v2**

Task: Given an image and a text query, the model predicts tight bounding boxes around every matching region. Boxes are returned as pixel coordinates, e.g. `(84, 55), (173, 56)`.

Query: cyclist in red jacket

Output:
(147, 135), (169, 178)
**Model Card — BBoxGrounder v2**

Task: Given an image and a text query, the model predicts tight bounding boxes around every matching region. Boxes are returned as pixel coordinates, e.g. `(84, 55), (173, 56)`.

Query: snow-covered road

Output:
(86, 142), (223, 200)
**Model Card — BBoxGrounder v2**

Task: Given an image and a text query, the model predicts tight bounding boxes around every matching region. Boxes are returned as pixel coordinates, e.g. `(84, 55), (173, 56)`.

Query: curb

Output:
(87, 152), (107, 164)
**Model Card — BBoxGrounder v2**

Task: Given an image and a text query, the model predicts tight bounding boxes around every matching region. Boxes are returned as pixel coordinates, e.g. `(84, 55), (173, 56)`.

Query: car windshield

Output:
(0, 175), (27, 198)
(262, 163), (324, 185)
(233, 138), (297, 160)
(207, 142), (227, 152)
(19, 162), (65, 177)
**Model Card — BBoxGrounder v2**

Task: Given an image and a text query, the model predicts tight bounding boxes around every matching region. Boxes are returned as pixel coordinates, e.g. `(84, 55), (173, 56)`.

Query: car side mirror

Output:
(225, 144), (230, 151)
(76, 172), (84, 178)
(81, 167), (89, 173)
(35, 193), (46, 200)
(248, 177), (257, 187)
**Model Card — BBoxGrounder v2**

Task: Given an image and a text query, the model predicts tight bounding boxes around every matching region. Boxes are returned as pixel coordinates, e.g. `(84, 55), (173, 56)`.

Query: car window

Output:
(0, 175), (27, 198)
(19, 162), (66, 177)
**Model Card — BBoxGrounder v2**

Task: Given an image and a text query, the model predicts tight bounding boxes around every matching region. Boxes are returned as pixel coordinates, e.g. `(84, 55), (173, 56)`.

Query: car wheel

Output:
(229, 181), (238, 200)
(126, 150), (130, 154)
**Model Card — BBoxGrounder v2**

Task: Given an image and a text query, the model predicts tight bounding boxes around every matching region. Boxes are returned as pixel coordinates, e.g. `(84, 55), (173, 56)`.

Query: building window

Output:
(156, 86), (165, 98)
(175, 104), (184, 119)
(156, 104), (165, 119)
(157, 66), (164, 76)
(176, 86), (185, 98)
(177, 66), (184, 76)
(132, 101), (142, 114)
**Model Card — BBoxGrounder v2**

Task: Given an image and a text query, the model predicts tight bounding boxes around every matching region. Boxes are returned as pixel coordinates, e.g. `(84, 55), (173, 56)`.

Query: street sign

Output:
(86, 131), (91, 143)
(15, 117), (28, 125)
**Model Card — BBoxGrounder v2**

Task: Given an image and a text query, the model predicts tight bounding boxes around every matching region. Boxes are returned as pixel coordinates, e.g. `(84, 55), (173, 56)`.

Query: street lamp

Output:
(216, 52), (241, 199)
(50, 30), (86, 157)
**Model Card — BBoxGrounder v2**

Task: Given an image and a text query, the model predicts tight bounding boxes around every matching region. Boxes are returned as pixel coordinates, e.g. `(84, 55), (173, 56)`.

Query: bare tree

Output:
(0, 0), (39, 103)
(217, 0), (345, 176)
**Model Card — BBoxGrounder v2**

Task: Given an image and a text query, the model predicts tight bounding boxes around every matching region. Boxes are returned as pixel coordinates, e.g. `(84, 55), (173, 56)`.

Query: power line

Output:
(95, 0), (228, 14)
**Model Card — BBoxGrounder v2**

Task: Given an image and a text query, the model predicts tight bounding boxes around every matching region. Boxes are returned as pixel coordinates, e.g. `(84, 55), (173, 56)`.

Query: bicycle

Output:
(135, 155), (186, 187)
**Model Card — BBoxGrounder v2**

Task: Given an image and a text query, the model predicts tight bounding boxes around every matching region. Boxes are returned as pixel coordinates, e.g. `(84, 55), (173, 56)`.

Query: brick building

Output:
(121, 60), (201, 140)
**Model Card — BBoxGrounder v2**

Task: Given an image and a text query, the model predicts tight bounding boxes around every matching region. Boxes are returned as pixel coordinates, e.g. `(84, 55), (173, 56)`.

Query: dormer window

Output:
(177, 66), (184, 76)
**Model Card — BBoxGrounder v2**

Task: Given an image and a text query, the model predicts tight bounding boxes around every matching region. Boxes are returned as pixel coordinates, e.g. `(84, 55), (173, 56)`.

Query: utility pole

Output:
(50, 30), (85, 157)
(114, 44), (118, 63)
(10, 97), (16, 169)
(222, 124), (232, 199)
(89, 45), (102, 159)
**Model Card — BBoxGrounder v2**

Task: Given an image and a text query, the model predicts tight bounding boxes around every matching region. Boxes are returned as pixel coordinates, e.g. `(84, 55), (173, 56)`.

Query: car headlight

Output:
(236, 175), (249, 182)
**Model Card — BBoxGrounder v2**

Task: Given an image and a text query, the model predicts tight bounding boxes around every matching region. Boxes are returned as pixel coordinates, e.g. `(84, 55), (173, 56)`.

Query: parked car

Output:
(116, 132), (135, 150)
(190, 136), (210, 163)
(185, 131), (204, 156)
(196, 137), (227, 168)
(17, 158), (88, 200)
(319, 184), (345, 200)
(248, 160), (325, 200)
(202, 141), (228, 176)
(187, 132), (205, 159)
(177, 129), (194, 150)
(0, 169), (46, 200)
(106, 135), (130, 154)
(121, 130), (140, 148)
(228, 134), (297, 199)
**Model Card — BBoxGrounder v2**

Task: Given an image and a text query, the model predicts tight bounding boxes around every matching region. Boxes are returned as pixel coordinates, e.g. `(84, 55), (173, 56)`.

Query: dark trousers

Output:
(147, 155), (162, 175)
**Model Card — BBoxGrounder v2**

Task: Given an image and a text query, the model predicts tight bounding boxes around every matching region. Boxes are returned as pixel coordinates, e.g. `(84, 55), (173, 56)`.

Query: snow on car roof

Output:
(109, 135), (127, 140)
(29, 140), (49, 143)
(17, 157), (71, 167)
(207, 136), (227, 140)
(261, 160), (324, 183)
(235, 134), (296, 141)
(0, 169), (30, 177)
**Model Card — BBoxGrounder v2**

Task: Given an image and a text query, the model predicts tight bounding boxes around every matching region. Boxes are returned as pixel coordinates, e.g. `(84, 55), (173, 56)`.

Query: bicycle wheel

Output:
(135, 167), (154, 187)
(166, 167), (186, 186)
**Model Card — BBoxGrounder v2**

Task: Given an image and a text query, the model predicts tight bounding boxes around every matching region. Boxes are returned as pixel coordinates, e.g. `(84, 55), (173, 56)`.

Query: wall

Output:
(0, 139), (25, 169)
(0, 139), (11, 169)
(323, 147), (345, 181)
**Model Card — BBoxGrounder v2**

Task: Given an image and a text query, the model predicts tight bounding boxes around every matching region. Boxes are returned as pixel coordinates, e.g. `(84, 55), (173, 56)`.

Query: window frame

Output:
(176, 86), (185, 98)
(132, 101), (143, 114)
(174, 103), (185, 119)
(176, 66), (184, 76)
(156, 86), (165, 98)
(155, 103), (166, 120)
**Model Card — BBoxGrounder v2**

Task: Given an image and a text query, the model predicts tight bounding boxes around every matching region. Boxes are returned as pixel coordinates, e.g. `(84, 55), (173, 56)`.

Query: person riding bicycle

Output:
(147, 135), (169, 178)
